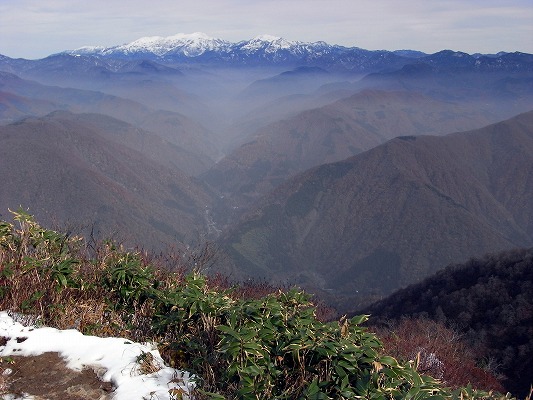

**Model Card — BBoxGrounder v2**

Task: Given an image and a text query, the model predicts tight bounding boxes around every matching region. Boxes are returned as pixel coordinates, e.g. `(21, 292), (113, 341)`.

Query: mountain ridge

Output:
(218, 110), (533, 311)
(357, 247), (533, 398)
(0, 71), (220, 175)
(30, 33), (529, 72)
(203, 89), (510, 208)
(0, 111), (216, 250)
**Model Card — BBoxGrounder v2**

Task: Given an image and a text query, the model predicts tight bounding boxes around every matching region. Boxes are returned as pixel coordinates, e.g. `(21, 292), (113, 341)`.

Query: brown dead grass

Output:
(0, 211), (296, 343)
(373, 318), (506, 393)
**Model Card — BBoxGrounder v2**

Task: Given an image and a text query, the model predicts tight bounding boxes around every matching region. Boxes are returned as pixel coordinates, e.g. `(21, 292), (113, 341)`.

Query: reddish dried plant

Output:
(373, 318), (505, 393)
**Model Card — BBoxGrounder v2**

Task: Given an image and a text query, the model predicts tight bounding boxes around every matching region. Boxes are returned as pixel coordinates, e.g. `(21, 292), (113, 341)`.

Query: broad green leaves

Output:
(151, 278), (509, 399)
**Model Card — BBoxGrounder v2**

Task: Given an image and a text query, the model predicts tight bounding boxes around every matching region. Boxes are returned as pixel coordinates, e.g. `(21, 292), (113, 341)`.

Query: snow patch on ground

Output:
(0, 311), (194, 399)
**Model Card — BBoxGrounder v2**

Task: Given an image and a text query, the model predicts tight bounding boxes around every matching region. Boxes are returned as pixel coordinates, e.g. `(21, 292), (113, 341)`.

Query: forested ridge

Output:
(359, 248), (533, 398)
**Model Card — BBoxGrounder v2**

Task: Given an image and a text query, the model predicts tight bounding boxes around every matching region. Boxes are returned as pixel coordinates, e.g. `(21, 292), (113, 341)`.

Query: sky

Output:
(0, 0), (532, 59)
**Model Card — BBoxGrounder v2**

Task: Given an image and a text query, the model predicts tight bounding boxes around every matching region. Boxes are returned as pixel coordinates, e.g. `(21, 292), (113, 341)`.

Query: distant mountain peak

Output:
(67, 32), (231, 58)
(68, 45), (106, 54)
(252, 34), (284, 42)
(125, 32), (216, 44)
(170, 32), (213, 40)
(241, 35), (300, 53)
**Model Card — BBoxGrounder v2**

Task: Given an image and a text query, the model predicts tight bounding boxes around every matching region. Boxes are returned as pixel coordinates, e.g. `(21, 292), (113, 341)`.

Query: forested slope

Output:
(359, 248), (533, 398)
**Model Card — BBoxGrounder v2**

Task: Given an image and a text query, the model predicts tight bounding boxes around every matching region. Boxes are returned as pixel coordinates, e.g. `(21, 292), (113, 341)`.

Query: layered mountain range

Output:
(203, 89), (506, 207)
(57, 33), (533, 72)
(0, 33), (531, 76)
(0, 71), (220, 175)
(218, 111), (533, 310)
(1, 34), (532, 311)
(0, 111), (215, 250)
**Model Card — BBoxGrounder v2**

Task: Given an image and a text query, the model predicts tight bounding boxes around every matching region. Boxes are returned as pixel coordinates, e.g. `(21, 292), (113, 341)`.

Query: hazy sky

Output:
(1, 0), (532, 59)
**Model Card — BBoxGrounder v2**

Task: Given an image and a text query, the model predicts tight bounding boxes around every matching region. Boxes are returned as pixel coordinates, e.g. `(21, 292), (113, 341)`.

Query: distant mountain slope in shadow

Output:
(0, 111), (215, 250)
(203, 89), (504, 208)
(218, 110), (533, 311)
(0, 71), (220, 175)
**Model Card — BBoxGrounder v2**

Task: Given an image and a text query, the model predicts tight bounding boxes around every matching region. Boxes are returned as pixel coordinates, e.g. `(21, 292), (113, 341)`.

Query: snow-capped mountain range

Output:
(62, 32), (411, 70)
(67, 32), (335, 58)
(57, 32), (533, 72)
(0, 33), (530, 75)
(88, 32), (232, 57)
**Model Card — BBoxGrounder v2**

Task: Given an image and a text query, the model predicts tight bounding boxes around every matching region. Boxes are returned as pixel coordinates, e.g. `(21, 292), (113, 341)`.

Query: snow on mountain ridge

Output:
(106, 32), (232, 57)
(71, 45), (107, 54)
(67, 33), (334, 59)
(253, 34), (283, 42)
(67, 32), (231, 57)
(241, 34), (300, 53)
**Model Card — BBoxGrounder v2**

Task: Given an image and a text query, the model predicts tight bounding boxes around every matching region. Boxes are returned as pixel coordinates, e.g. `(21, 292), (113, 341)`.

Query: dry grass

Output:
(134, 351), (162, 375)
(0, 372), (9, 395)
(0, 210), (184, 341)
(0, 210), (296, 341)
(0, 357), (15, 396)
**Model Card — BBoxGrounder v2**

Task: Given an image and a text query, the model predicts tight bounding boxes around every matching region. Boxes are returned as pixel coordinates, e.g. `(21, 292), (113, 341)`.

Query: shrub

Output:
(374, 318), (506, 393)
(0, 210), (515, 399)
(151, 274), (511, 399)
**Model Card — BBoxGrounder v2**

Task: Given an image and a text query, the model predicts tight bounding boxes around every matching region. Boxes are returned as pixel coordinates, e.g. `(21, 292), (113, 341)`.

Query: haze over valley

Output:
(1, 33), (532, 313)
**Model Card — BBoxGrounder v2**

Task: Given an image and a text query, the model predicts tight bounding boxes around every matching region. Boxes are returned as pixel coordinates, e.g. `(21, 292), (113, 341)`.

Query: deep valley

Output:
(1, 35), (531, 311)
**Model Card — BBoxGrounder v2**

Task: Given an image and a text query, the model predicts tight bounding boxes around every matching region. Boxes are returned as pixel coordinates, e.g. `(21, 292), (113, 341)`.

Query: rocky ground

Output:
(0, 353), (114, 400)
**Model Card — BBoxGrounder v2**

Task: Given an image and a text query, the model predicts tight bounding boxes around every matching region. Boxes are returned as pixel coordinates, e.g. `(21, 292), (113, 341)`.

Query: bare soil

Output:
(0, 352), (114, 400)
